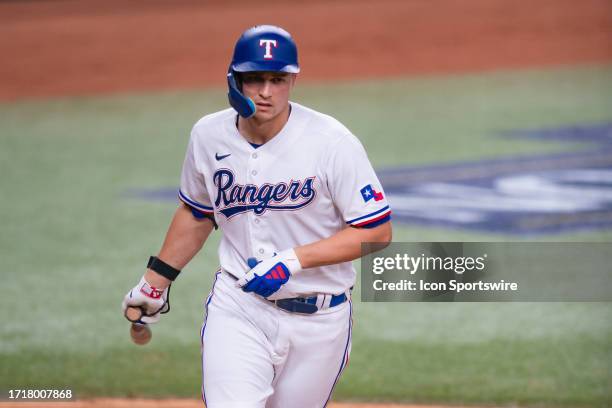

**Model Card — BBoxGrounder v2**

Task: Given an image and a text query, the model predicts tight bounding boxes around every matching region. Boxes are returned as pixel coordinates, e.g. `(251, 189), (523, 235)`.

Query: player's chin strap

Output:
(227, 69), (256, 119)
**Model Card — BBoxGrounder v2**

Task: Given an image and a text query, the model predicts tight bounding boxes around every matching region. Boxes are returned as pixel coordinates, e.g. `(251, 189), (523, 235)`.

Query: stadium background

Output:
(1, 0), (611, 406)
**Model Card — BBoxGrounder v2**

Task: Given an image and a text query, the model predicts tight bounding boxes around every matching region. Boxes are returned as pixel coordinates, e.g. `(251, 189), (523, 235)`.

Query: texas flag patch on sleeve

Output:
(360, 184), (384, 202)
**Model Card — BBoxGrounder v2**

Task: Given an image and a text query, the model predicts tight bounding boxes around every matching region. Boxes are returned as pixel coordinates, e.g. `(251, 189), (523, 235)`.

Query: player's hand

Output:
(236, 249), (303, 298)
(122, 276), (171, 324)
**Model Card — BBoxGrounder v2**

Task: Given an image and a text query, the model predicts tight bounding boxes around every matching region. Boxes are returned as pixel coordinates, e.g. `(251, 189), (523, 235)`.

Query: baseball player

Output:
(122, 25), (392, 407)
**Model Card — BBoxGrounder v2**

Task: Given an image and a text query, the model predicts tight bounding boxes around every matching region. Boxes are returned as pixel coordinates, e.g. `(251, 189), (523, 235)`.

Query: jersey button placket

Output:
(246, 151), (260, 182)
(248, 151), (263, 258)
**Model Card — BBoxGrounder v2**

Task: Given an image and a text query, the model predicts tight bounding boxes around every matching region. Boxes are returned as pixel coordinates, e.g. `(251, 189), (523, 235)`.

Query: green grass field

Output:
(1, 64), (611, 406)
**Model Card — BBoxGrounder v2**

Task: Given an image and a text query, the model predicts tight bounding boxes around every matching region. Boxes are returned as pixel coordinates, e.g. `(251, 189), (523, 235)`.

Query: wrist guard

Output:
(147, 256), (181, 281)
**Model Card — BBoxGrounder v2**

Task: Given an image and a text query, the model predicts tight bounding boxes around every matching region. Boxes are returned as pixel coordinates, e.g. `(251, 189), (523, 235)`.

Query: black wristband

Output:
(147, 256), (181, 281)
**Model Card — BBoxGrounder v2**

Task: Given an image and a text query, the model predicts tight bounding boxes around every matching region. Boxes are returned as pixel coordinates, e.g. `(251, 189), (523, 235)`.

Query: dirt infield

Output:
(0, 399), (466, 408)
(0, 0), (610, 101)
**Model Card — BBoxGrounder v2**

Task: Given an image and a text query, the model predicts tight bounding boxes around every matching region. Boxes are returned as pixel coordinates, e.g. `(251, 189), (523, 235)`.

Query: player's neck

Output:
(238, 104), (291, 145)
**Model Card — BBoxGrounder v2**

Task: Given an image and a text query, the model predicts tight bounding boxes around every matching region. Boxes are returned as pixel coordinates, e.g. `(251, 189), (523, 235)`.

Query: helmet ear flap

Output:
(233, 71), (243, 91)
(227, 69), (256, 118)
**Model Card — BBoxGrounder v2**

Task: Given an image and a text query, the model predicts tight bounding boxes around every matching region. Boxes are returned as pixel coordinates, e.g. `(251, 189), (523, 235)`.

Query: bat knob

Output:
(130, 323), (152, 345)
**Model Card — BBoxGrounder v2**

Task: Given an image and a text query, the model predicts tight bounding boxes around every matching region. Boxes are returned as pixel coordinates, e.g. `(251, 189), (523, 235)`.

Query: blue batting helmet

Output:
(227, 25), (300, 118)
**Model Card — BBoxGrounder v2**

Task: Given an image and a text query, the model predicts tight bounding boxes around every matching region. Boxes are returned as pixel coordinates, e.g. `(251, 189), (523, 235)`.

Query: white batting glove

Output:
(122, 276), (170, 324)
(236, 248), (303, 299)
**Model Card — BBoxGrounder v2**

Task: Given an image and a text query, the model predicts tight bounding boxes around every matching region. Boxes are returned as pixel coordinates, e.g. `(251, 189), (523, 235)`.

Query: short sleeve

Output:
(178, 129), (215, 217)
(326, 134), (391, 228)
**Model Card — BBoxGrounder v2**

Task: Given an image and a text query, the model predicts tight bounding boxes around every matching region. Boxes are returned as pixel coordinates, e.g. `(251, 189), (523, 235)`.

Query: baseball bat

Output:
(125, 306), (152, 345)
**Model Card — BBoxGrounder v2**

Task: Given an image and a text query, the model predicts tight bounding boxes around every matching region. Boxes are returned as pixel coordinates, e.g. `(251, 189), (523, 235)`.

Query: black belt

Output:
(224, 270), (348, 314)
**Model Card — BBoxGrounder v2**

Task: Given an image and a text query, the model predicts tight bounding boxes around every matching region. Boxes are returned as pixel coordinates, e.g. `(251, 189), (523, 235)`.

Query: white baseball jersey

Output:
(179, 102), (390, 297)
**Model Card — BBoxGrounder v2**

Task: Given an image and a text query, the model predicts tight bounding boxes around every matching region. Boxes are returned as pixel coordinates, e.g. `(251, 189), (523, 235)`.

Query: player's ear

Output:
(289, 73), (297, 88)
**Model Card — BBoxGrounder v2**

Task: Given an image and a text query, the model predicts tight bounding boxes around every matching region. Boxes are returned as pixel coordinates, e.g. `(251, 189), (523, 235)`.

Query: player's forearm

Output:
(144, 203), (214, 288)
(295, 222), (392, 269)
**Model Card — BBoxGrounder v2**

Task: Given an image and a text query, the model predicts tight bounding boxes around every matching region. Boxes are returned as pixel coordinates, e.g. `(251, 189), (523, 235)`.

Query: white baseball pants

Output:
(200, 272), (352, 408)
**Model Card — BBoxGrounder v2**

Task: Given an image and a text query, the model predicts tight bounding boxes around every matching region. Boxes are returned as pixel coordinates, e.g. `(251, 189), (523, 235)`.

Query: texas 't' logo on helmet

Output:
(259, 39), (278, 59)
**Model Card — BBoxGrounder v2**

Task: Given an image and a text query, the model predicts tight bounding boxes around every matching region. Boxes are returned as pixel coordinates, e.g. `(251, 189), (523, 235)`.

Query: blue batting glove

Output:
(247, 257), (260, 269)
(237, 249), (302, 298)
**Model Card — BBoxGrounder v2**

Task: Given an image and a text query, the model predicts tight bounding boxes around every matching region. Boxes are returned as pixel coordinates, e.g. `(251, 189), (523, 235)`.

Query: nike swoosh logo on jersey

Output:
(215, 153), (231, 161)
